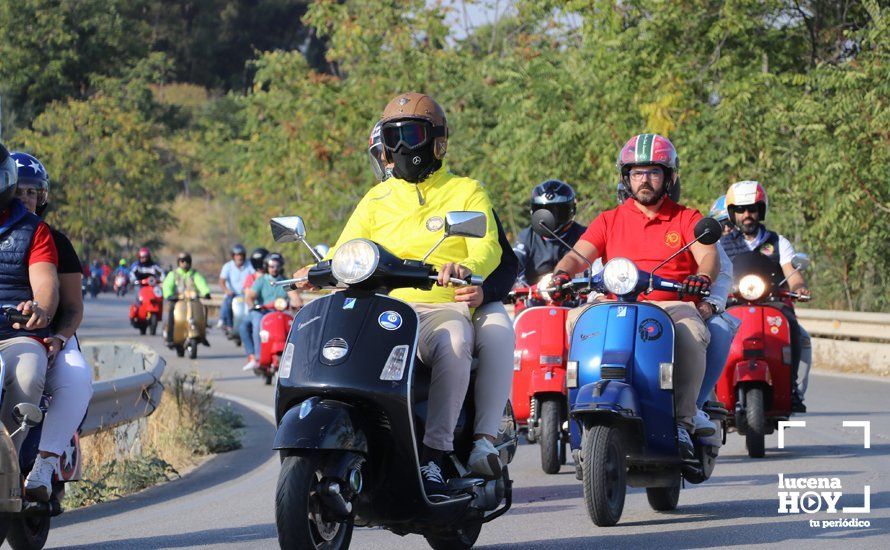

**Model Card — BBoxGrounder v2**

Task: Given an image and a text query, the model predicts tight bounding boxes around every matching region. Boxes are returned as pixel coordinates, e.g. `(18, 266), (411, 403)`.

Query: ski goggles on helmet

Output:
(381, 120), (445, 151)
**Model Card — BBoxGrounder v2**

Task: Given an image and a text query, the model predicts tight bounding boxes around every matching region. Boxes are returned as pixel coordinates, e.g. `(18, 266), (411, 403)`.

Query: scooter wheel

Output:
(5, 515), (50, 550)
(188, 342), (198, 360)
(149, 315), (158, 336)
(745, 387), (766, 458)
(646, 484), (681, 511)
(539, 398), (562, 474)
(139, 325), (147, 336)
(175, 345), (185, 358)
(425, 522), (482, 550)
(582, 424), (626, 527)
(276, 452), (354, 550)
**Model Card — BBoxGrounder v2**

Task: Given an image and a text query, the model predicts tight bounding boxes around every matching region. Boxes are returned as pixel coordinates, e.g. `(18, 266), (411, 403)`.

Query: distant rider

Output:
(722, 181), (812, 412)
(218, 244), (254, 336)
(162, 252), (211, 347)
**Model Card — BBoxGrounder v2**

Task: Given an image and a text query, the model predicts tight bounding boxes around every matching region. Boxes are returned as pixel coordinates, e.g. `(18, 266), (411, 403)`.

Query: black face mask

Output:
(390, 142), (440, 183)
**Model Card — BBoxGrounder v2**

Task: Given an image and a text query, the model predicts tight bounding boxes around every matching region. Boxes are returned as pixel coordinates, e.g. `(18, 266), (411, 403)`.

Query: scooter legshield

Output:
(511, 306), (571, 424)
(568, 303), (676, 456)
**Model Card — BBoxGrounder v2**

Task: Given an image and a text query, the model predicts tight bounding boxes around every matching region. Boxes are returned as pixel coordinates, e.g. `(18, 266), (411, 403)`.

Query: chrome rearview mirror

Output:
(791, 253), (810, 272)
(270, 216), (306, 243)
(444, 211), (487, 239)
(270, 216), (323, 262)
(13, 402), (43, 427)
(421, 211), (488, 263)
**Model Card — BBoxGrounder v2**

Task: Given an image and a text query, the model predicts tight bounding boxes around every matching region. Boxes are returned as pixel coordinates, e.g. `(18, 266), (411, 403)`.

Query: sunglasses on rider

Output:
(381, 120), (445, 151)
(732, 204), (760, 214)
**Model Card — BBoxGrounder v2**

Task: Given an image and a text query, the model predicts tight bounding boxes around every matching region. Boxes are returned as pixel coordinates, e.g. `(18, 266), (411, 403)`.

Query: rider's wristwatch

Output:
(52, 333), (69, 346)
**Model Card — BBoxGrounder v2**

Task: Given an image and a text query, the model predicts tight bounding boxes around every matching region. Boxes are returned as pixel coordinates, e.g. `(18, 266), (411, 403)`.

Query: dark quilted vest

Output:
(0, 200), (50, 340)
(721, 228), (781, 265)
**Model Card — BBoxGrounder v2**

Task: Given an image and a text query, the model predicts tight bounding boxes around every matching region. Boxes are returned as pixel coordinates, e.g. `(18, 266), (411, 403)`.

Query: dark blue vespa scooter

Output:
(531, 212), (725, 527)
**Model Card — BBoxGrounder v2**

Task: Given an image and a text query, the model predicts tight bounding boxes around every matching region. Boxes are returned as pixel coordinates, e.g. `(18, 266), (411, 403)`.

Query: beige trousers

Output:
(471, 302), (515, 438)
(0, 337), (48, 450)
(413, 302), (474, 451)
(566, 300), (708, 431)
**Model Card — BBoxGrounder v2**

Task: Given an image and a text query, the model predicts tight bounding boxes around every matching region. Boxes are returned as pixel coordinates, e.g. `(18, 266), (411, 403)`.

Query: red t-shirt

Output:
(0, 210), (59, 266)
(579, 197), (702, 302)
(243, 272), (259, 291)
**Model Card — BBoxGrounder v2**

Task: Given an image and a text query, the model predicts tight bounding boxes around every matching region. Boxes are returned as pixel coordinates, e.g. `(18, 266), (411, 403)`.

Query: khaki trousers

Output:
(471, 302), (515, 438)
(566, 300), (708, 431)
(0, 337), (48, 450)
(413, 303), (474, 451)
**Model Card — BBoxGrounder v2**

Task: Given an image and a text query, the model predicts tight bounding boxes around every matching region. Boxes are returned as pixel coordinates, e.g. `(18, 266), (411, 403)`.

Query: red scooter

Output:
(129, 276), (164, 336)
(717, 252), (810, 458)
(509, 279), (587, 474)
(253, 298), (295, 385)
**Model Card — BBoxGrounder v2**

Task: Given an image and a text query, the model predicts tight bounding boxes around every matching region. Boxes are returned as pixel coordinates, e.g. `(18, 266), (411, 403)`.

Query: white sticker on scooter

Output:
(617, 306), (627, 317)
(343, 297), (357, 310)
(378, 311), (402, 331)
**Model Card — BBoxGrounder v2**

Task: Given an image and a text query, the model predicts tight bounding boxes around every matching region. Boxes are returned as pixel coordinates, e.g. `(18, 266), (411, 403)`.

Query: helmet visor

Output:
(382, 120), (434, 151)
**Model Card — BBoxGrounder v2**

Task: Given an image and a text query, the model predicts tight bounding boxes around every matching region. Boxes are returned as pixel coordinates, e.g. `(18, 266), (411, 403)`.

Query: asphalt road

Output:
(31, 294), (890, 549)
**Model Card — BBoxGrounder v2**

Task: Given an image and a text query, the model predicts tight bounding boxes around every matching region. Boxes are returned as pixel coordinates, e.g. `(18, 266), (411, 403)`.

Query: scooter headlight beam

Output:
(738, 274), (767, 301)
(602, 257), (639, 296)
(332, 239), (380, 284)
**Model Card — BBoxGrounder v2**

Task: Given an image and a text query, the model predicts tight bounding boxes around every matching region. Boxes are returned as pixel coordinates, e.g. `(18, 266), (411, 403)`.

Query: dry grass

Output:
(65, 373), (243, 508)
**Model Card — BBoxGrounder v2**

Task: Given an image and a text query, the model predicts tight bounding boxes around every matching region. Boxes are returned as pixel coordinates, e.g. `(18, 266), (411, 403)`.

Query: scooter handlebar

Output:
(1, 307), (31, 325)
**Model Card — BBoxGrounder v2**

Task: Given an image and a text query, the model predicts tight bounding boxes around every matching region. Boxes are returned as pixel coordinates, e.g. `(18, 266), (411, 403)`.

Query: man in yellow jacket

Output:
(295, 92), (501, 500)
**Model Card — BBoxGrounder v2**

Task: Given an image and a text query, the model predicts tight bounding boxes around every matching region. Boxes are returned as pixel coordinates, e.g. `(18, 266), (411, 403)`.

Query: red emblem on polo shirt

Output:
(664, 230), (681, 248)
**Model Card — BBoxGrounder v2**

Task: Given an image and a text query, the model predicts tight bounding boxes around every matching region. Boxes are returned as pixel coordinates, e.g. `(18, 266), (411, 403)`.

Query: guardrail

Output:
(80, 342), (166, 437)
(796, 309), (890, 343)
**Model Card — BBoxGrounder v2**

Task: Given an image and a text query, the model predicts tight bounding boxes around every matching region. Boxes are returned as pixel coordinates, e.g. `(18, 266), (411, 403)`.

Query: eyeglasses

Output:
(381, 120), (444, 151)
(267, 262), (281, 270)
(732, 204), (759, 214)
(628, 168), (664, 180)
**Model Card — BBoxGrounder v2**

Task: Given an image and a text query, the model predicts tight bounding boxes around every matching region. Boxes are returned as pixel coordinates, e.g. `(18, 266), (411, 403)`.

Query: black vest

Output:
(0, 200), (50, 340)
(721, 228), (781, 265)
(514, 222), (587, 285)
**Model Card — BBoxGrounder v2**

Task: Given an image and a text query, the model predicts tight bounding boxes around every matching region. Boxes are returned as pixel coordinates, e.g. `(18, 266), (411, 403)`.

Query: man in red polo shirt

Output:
(552, 133), (719, 459)
(0, 143), (59, 451)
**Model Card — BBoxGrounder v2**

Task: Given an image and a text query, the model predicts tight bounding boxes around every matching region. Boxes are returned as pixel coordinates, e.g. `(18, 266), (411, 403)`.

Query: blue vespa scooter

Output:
(531, 212), (725, 527)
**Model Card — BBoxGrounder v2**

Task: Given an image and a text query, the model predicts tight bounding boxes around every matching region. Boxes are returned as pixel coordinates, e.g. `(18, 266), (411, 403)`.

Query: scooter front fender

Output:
(734, 360), (772, 385)
(273, 399), (368, 454)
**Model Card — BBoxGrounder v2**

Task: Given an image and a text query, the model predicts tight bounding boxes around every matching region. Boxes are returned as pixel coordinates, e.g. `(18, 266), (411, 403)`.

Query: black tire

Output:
(175, 345), (185, 357)
(6, 516), (50, 550)
(188, 342), (198, 359)
(539, 398), (561, 474)
(582, 424), (626, 527)
(265, 373), (273, 385)
(138, 324), (147, 335)
(646, 485), (681, 512)
(149, 315), (158, 336)
(425, 522), (482, 550)
(745, 387), (766, 458)
(276, 453), (354, 550)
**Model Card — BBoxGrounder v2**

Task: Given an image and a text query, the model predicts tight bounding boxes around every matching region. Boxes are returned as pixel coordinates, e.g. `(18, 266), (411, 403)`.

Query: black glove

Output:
(167, 297), (179, 303)
(549, 271), (573, 301)
(681, 274), (712, 297)
(202, 293), (211, 300)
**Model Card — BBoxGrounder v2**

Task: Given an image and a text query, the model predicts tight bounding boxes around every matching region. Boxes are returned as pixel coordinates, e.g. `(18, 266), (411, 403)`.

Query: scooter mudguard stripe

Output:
(568, 303), (676, 456)
(274, 400), (368, 453)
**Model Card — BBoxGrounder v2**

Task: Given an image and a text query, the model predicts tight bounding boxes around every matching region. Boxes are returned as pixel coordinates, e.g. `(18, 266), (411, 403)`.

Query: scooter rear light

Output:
(260, 330), (270, 343)
(539, 355), (562, 366)
(513, 350), (522, 371)
(659, 362), (673, 390)
(566, 361), (578, 389)
(380, 345), (410, 381)
(279, 342), (295, 378)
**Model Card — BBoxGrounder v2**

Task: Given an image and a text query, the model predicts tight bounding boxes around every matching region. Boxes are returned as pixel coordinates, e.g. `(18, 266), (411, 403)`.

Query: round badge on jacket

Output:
(426, 216), (445, 232)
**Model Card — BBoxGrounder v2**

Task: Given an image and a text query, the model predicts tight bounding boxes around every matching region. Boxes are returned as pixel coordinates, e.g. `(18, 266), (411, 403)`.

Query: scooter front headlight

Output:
(738, 274), (767, 301)
(274, 298), (288, 311)
(332, 239), (380, 285)
(602, 257), (639, 296)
